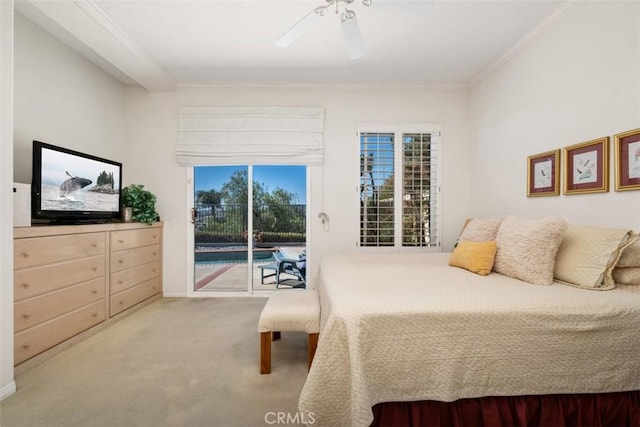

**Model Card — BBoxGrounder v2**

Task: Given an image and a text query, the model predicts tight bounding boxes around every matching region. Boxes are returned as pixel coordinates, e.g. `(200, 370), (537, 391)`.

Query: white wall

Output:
(470, 1), (640, 229)
(0, 0), (16, 400)
(124, 85), (472, 296)
(13, 12), (127, 184)
(3, 11), (127, 398)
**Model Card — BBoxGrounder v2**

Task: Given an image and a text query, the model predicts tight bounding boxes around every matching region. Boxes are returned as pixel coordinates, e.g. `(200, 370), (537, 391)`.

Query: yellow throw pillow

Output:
(449, 240), (498, 276)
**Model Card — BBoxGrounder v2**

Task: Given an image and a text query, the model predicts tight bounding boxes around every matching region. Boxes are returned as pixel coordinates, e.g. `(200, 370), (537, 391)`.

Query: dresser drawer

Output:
(110, 245), (160, 273)
(15, 278), (105, 333)
(110, 261), (160, 295)
(15, 233), (105, 270)
(14, 255), (105, 302)
(14, 300), (105, 365)
(110, 277), (161, 317)
(110, 228), (161, 252)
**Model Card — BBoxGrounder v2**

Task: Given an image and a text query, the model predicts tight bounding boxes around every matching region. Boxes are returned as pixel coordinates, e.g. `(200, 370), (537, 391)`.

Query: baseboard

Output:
(0, 381), (16, 401)
(162, 291), (187, 297)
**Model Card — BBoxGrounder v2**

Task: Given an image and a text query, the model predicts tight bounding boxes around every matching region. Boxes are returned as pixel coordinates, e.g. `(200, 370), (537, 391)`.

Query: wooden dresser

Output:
(109, 227), (162, 317)
(13, 222), (163, 367)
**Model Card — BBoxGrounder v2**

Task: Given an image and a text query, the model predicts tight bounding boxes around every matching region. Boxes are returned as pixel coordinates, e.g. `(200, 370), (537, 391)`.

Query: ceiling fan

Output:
(276, 0), (372, 60)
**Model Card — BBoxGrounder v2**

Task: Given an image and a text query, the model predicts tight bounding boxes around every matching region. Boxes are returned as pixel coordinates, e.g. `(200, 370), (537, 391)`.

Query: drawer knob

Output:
(118, 260), (123, 264)
(22, 283), (30, 289)
(23, 313), (30, 320)
(22, 344), (30, 350)
(153, 235), (157, 239)
(92, 267), (98, 271)
(119, 301), (124, 305)
(92, 243), (97, 248)
(92, 289), (98, 294)
(118, 280), (123, 284)
(119, 239), (124, 243)
(152, 252), (157, 256)
(21, 252), (29, 258)
(92, 313), (98, 317)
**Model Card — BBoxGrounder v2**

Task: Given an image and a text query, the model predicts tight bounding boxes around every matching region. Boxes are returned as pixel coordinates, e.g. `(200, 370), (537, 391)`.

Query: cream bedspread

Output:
(298, 253), (640, 427)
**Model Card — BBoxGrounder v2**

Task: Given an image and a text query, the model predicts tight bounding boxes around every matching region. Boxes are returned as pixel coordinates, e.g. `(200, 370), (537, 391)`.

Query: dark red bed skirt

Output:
(371, 391), (640, 427)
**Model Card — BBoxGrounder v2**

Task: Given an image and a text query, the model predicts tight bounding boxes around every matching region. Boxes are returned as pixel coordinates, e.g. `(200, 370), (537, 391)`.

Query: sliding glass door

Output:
(193, 166), (248, 292)
(193, 165), (306, 293)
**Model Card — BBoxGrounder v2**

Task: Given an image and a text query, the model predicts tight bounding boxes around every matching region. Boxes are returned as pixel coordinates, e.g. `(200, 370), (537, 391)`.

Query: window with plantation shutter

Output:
(358, 126), (441, 250)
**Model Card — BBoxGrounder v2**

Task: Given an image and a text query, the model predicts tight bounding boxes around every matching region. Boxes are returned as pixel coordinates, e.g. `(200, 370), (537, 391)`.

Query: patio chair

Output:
(258, 262), (279, 285)
(273, 248), (306, 288)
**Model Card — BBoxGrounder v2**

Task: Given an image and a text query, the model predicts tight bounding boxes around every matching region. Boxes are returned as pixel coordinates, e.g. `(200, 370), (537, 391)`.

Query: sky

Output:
(195, 165), (307, 203)
(41, 145), (121, 189)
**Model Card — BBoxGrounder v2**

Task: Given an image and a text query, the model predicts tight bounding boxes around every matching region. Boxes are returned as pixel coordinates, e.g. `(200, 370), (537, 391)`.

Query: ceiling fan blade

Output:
(276, 8), (322, 48)
(342, 14), (365, 60)
(374, 0), (433, 14)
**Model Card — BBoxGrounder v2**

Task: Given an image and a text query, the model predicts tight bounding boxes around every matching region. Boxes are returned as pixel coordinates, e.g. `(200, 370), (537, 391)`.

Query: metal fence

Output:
(194, 203), (306, 244)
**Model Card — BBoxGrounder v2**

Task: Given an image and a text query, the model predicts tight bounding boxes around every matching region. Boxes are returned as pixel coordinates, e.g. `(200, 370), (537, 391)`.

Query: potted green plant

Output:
(122, 184), (159, 225)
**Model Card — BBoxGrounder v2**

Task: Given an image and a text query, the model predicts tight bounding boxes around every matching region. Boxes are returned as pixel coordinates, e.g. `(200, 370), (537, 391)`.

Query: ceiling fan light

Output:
(277, 0), (370, 59)
(341, 8), (356, 23)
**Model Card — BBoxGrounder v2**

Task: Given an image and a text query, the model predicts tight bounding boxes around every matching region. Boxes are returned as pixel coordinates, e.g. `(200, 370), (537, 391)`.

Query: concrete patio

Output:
(194, 254), (305, 292)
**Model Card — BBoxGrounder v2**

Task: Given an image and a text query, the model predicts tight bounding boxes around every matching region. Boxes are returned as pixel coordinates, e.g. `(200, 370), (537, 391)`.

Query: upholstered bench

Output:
(258, 289), (320, 374)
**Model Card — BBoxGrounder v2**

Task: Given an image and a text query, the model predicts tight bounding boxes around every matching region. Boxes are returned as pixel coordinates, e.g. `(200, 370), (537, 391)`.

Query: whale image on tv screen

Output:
(39, 144), (121, 213)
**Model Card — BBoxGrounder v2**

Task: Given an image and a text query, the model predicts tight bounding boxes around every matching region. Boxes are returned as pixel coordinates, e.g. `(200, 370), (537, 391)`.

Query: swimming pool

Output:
(195, 248), (276, 264)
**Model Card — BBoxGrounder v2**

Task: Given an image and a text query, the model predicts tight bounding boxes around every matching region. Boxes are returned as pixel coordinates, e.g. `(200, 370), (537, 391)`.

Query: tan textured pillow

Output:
(459, 217), (504, 242)
(494, 215), (568, 285)
(554, 225), (638, 290)
(617, 234), (640, 267)
(449, 240), (497, 276)
(613, 267), (640, 286)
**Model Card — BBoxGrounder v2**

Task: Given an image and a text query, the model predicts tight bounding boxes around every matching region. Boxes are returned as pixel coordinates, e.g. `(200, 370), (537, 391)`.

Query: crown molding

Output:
(176, 81), (470, 92)
(470, 0), (584, 88)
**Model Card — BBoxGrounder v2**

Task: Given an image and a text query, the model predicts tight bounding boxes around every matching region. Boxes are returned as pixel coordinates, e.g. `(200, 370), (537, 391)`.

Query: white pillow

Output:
(554, 225), (638, 290)
(617, 233), (640, 267)
(459, 217), (504, 242)
(494, 215), (567, 285)
(613, 267), (640, 286)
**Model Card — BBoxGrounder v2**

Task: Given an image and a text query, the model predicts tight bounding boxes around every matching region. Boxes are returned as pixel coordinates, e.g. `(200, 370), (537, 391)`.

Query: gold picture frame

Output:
(527, 149), (560, 197)
(614, 128), (640, 191)
(563, 137), (609, 195)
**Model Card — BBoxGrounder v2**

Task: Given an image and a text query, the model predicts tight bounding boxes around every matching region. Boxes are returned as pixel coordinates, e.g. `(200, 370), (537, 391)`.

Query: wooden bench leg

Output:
(308, 333), (319, 371)
(260, 332), (271, 374)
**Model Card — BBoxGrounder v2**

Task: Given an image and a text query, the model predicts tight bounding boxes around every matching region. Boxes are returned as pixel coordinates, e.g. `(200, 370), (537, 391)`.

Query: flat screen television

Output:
(32, 140), (123, 224)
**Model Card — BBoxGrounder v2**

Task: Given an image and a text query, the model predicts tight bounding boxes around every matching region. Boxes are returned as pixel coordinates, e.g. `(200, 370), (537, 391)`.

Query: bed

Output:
(298, 252), (640, 426)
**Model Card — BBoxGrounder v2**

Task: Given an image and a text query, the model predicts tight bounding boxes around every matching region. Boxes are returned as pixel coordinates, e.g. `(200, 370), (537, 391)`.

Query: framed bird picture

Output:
(527, 149), (560, 197)
(614, 128), (640, 191)
(563, 137), (609, 195)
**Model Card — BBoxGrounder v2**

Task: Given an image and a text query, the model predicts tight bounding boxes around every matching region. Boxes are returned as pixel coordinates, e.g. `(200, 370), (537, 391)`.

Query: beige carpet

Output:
(0, 298), (310, 427)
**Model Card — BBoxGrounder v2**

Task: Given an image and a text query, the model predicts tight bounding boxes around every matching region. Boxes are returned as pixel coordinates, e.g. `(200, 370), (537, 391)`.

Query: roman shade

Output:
(176, 106), (325, 166)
